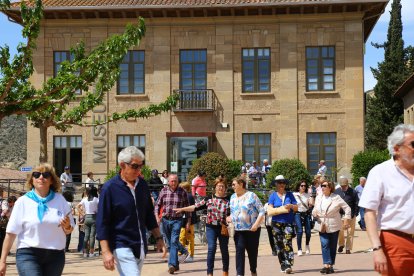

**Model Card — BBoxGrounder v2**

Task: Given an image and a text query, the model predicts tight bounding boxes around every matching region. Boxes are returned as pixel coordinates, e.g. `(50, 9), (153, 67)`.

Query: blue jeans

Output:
(162, 218), (183, 267)
(114, 247), (144, 276)
(359, 207), (366, 229)
(319, 231), (339, 265)
(234, 228), (261, 276)
(16, 247), (65, 276)
(294, 212), (311, 250)
(206, 224), (229, 274)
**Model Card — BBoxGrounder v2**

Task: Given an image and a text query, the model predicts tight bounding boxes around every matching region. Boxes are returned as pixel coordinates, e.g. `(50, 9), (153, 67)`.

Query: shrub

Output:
(227, 159), (244, 180)
(350, 149), (389, 186)
(267, 158), (312, 191)
(188, 152), (236, 191)
(104, 164), (151, 183)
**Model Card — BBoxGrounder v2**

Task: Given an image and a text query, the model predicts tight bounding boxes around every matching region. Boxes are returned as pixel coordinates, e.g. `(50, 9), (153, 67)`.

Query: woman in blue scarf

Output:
(0, 163), (74, 276)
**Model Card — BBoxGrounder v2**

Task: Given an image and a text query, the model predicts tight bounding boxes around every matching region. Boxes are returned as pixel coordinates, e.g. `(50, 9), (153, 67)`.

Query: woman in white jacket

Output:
(312, 180), (351, 274)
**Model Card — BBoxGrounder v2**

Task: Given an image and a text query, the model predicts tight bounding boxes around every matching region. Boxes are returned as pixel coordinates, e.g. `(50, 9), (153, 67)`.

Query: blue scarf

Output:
(25, 189), (55, 223)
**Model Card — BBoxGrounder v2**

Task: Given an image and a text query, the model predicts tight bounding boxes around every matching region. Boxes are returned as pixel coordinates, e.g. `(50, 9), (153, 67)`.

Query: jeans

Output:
(294, 212), (311, 250)
(77, 228), (85, 252)
(16, 247), (65, 276)
(206, 224), (229, 274)
(234, 228), (261, 276)
(113, 247), (144, 276)
(359, 207), (366, 229)
(162, 218), (183, 267)
(83, 214), (97, 253)
(319, 231), (339, 265)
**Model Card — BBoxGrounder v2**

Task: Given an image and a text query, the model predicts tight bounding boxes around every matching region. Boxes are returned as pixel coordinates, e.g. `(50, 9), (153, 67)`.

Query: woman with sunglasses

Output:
(312, 180), (351, 274)
(228, 177), (264, 276)
(293, 181), (313, 256)
(174, 177), (230, 276)
(0, 163), (74, 276)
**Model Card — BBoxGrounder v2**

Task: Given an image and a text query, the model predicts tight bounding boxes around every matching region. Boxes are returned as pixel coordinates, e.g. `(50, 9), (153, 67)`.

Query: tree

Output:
(266, 159), (312, 191)
(350, 149), (389, 186)
(1, 1), (178, 162)
(365, 0), (414, 150)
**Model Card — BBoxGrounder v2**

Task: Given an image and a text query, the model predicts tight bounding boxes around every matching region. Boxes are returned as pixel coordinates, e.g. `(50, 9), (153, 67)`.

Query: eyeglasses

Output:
(321, 185), (328, 188)
(125, 162), (144, 170)
(32, 172), (52, 179)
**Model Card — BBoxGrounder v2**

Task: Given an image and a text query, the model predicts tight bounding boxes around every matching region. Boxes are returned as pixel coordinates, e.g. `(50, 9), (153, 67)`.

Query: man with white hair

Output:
(334, 176), (359, 254)
(317, 160), (327, 176)
(359, 124), (414, 276)
(354, 177), (366, 230)
(96, 146), (166, 275)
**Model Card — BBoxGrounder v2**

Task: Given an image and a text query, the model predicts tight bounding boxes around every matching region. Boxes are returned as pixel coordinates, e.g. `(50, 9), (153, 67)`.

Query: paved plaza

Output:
(3, 226), (378, 276)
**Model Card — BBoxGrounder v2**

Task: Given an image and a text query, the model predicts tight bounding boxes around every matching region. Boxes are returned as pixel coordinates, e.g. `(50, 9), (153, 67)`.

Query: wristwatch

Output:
(372, 245), (382, 251)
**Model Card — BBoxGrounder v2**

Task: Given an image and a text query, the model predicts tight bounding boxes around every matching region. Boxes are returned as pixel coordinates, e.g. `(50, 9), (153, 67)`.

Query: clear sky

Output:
(0, 0), (413, 92)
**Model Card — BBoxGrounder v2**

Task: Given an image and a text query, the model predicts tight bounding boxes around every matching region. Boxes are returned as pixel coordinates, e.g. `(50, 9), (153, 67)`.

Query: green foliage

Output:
(187, 152), (235, 191)
(227, 159), (244, 181)
(104, 165), (120, 182)
(140, 165), (151, 182)
(365, 0), (414, 150)
(266, 158), (312, 191)
(350, 150), (389, 186)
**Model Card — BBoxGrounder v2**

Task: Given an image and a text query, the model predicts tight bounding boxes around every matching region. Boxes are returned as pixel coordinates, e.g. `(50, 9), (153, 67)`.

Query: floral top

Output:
(195, 196), (230, 226)
(230, 191), (265, 231)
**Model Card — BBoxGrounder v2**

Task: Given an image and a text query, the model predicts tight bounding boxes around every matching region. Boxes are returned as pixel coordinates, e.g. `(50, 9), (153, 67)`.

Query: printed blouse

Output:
(195, 196), (230, 226)
(230, 191), (265, 231)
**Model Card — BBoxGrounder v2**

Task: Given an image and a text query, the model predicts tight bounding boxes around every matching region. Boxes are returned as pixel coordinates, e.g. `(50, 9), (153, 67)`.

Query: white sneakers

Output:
(297, 246), (310, 256)
(185, 256), (194, 263)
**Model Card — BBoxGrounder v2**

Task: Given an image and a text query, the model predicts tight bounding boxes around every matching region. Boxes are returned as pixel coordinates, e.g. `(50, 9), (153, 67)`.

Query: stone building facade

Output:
(3, 0), (387, 181)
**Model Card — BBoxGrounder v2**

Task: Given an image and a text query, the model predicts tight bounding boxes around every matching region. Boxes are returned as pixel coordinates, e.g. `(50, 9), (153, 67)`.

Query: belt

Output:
(163, 216), (181, 221)
(383, 230), (414, 240)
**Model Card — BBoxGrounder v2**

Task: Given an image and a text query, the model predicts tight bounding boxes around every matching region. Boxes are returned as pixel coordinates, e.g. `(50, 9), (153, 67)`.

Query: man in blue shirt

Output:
(96, 146), (166, 276)
(354, 177), (366, 230)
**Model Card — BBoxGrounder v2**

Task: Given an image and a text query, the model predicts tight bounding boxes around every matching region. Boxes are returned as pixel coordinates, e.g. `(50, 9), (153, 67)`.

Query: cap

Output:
(64, 166), (70, 170)
(275, 175), (288, 183)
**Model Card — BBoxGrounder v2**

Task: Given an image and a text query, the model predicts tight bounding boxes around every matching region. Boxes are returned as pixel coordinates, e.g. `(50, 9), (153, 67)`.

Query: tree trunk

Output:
(39, 125), (48, 163)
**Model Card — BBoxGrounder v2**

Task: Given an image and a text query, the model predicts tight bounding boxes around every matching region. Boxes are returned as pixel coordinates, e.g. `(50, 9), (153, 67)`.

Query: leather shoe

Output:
(168, 266), (175, 274)
(337, 246), (344, 253)
(346, 250), (351, 254)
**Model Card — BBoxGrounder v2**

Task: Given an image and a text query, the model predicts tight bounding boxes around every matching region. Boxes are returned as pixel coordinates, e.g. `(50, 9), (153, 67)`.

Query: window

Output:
(53, 136), (82, 182)
(53, 51), (81, 95)
(307, 132), (337, 179)
(306, 46), (335, 91)
(117, 135), (146, 158)
(242, 133), (271, 164)
(117, 51), (145, 94)
(242, 48), (270, 93)
(180, 50), (207, 90)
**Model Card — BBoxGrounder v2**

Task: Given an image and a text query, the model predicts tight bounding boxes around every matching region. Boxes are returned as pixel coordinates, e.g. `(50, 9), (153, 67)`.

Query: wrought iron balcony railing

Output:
(173, 89), (215, 111)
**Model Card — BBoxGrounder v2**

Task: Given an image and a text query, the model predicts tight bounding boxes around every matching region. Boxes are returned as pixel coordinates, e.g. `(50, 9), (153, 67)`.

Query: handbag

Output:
(221, 223), (229, 237)
(297, 194), (315, 229)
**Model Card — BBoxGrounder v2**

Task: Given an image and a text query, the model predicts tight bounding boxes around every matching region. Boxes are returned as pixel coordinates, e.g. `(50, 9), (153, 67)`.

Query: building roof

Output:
(395, 72), (414, 98)
(3, 0), (388, 42)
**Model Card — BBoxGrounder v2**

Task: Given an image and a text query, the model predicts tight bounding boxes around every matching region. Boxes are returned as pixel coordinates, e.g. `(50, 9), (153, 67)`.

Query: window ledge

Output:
(115, 94), (149, 100)
(240, 92), (274, 97)
(305, 91), (339, 95)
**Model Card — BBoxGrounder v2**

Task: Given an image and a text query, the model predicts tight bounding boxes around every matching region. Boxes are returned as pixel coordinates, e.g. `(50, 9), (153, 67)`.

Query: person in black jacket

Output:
(334, 176), (359, 254)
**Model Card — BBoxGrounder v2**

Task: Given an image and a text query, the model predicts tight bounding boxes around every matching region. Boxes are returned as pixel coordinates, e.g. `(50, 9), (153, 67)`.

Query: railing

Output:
(0, 179), (26, 197)
(173, 89), (215, 111)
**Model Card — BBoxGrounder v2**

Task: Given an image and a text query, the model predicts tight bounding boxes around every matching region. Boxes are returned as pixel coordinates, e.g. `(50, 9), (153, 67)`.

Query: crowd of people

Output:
(0, 124), (413, 275)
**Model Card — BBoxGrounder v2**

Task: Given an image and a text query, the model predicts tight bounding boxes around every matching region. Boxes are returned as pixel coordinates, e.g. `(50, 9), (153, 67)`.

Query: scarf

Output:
(25, 188), (55, 223)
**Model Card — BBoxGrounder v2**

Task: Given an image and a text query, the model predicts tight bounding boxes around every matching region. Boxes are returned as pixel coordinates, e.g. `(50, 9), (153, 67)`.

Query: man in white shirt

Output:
(359, 124), (414, 276)
(317, 160), (327, 176)
(60, 166), (73, 192)
(354, 177), (366, 230)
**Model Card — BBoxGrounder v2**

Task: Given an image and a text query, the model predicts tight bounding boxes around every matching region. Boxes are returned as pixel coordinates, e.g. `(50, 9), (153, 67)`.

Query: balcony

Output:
(173, 89), (216, 112)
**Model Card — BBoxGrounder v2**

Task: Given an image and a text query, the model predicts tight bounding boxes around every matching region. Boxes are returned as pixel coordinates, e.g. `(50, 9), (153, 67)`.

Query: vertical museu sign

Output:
(92, 103), (107, 163)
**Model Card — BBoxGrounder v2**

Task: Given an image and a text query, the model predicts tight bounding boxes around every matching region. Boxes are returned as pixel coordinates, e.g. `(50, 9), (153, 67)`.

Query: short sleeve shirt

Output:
(359, 159), (414, 234)
(268, 192), (297, 224)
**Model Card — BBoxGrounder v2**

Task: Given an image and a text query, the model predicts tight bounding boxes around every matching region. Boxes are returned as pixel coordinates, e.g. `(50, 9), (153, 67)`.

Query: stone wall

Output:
(0, 115), (27, 169)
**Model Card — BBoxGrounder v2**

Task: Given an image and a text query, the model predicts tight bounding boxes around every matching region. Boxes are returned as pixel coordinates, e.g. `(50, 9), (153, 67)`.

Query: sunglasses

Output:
(300, 185), (307, 187)
(32, 172), (52, 179)
(125, 162), (144, 170)
(321, 184), (328, 188)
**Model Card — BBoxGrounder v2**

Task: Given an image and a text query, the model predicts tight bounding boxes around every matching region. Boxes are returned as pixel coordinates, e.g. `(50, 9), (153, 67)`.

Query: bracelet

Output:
(372, 245), (382, 251)
(155, 236), (163, 241)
